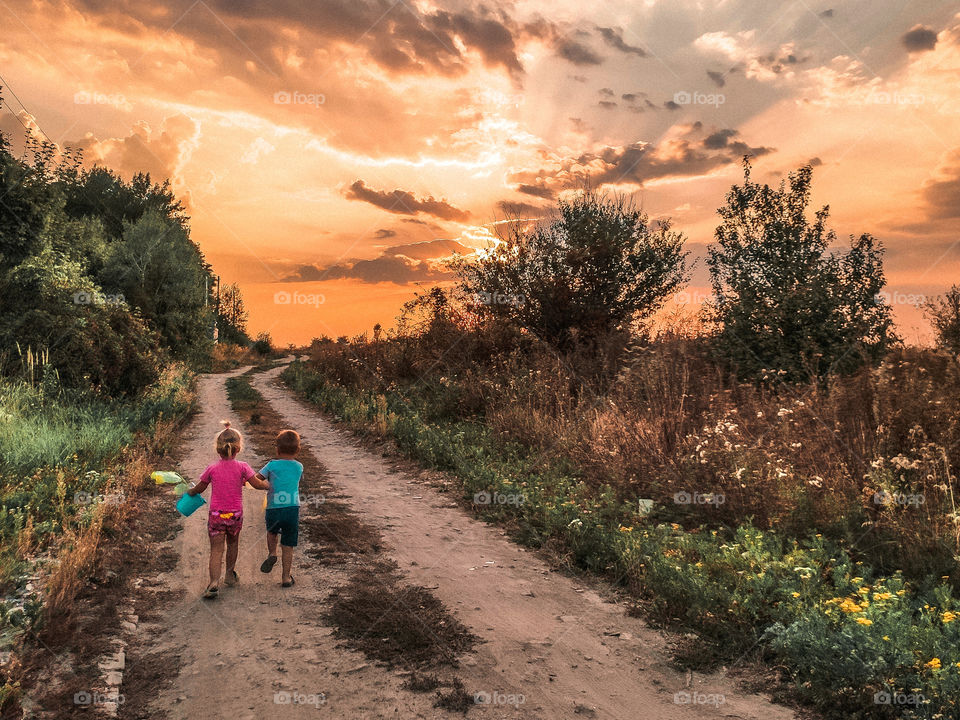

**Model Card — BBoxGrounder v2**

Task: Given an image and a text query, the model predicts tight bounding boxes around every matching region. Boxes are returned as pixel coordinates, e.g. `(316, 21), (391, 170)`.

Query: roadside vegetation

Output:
(0, 112), (257, 713)
(283, 163), (960, 719)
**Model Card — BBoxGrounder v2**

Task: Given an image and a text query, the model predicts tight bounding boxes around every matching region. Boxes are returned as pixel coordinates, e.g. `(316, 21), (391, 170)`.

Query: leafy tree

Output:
(707, 161), (895, 381)
(253, 332), (273, 356)
(99, 210), (212, 359)
(217, 282), (250, 345)
(925, 285), (960, 355)
(456, 189), (689, 348)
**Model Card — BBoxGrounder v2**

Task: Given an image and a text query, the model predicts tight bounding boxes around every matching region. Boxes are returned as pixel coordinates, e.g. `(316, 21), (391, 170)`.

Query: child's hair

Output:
(276, 429), (300, 455)
(216, 420), (243, 458)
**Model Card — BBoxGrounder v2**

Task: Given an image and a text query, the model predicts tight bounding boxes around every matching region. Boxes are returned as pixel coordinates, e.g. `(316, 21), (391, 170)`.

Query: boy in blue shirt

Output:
(256, 430), (304, 587)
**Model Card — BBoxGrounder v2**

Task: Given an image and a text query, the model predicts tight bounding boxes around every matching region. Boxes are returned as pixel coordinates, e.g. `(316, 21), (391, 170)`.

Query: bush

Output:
(707, 160), (895, 382)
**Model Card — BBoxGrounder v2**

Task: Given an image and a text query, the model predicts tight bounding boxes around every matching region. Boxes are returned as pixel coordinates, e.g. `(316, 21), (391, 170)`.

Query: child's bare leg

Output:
(208, 534), (226, 587)
(266, 532), (279, 558)
(280, 545), (294, 583)
(225, 534), (240, 574)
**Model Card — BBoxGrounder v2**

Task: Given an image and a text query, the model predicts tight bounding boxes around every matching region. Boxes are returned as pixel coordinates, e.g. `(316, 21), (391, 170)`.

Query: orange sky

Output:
(1, 0), (958, 345)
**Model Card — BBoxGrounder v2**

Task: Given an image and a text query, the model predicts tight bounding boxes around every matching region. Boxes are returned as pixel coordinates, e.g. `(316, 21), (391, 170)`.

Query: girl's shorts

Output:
(208, 509), (243, 537)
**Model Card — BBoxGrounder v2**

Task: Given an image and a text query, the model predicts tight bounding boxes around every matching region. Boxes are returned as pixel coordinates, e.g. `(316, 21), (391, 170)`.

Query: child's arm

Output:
(247, 472), (270, 491)
(186, 479), (209, 496)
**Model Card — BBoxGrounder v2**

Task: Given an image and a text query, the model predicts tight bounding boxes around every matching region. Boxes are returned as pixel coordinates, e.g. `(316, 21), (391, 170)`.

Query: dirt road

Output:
(129, 366), (799, 719)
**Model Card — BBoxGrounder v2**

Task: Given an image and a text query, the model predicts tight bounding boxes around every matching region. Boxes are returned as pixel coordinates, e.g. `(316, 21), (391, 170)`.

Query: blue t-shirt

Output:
(260, 459), (304, 508)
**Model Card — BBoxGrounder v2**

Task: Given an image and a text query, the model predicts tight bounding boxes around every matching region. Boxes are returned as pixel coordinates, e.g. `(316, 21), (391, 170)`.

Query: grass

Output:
(282, 352), (960, 720)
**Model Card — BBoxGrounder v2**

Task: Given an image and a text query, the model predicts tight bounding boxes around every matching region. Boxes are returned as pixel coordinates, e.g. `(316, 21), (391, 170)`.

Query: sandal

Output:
(202, 585), (219, 600)
(224, 570), (239, 586)
(260, 555), (278, 573)
(282, 576), (295, 588)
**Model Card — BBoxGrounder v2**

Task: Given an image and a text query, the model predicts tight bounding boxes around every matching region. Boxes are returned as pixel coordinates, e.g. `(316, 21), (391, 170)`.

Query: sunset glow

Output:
(3, 0), (959, 344)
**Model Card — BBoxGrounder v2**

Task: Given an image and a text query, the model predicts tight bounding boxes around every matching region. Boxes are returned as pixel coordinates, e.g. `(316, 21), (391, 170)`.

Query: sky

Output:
(1, 0), (958, 345)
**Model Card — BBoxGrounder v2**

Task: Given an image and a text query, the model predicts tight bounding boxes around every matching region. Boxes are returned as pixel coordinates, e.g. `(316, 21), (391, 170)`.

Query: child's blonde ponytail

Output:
(215, 420), (243, 458)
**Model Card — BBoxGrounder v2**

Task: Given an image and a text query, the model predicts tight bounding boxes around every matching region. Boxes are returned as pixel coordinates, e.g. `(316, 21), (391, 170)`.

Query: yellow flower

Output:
(943, 611), (957, 624)
(896, 590), (906, 596)
(791, 592), (800, 598)
(883, 636), (890, 641)
(925, 658), (942, 670)
(856, 617), (873, 626)
(852, 576), (864, 584)
(839, 598), (864, 614)
(873, 592), (893, 601)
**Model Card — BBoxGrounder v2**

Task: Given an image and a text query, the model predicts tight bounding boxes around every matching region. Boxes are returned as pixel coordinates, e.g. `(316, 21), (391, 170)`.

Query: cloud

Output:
(555, 39), (604, 65)
(598, 100), (618, 109)
(496, 199), (548, 216)
(901, 24), (938, 52)
(706, 70), (727, 87)
(508, 122), (774, 192)
(516, 182), (555, 199)
(69, 114), (200, 191)
(596, 26), (646, 57)
(280, 238), (471, 284)
(343, 180), (471, 221)
(373, 228), (397, 239)
(694, 31), (808, 81)
(920, 147), (960, 219)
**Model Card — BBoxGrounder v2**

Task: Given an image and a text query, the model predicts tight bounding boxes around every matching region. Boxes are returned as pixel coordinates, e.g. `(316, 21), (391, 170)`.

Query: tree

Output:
(217, 282), (249, 345)
(707, 160), (895, 381)
(926, 285), (960, 355)
(456, 189), (689, 348)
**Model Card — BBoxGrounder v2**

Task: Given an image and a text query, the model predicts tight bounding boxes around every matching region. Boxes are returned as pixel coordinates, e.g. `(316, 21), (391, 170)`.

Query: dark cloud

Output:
(920, 148), (960, 219)
(599, 87), (615, 97)
(664, 100), (682, 110)
(595, 26), (646, 57)
(706, 70), (726, 87)
(555, 39), (603, 65)
(808, 156), (823, 167)
(509, 125), (774, 192)
(569, 117), (590, 132)
(373, 228), (397, 239)
(901, 24), (938, 52)
(819, 9), (834, 18)
(516, 183), (555, 199)
(703, 129), (737, 149)
(343, 180), (470, 221)
(569, 74), (589, 82)
(281, 239), (471, 285)
(598, 100), (618, 109)
(497, 199), (548, 216)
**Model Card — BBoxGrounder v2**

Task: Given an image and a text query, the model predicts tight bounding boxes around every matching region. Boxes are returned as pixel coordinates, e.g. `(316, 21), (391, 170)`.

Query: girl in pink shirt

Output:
(187, 421), (267, 599)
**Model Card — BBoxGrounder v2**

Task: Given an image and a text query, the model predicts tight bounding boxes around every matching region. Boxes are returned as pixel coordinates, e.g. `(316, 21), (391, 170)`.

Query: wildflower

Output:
(883, 636), (890, 641)
(851, 577), (864, 584)
(873, 592), (893, 601)
(925, 658), (942, 671)
(942, 611), (957, 624)
(839, 598), (863, 614)
(791, 592), (800, 598)
(856, 618), (873, 626)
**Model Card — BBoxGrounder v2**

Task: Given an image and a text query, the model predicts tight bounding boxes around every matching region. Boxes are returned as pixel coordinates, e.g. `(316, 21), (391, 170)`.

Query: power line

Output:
(0, 71), (56, 145)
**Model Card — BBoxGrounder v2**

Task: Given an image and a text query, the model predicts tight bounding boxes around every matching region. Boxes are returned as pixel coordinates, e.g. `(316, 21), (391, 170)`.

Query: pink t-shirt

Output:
(199, 459), (255, 512)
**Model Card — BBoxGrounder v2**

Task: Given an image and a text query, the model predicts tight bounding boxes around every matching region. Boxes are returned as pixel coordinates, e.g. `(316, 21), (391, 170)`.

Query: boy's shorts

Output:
(265, 506), (299, 547)
(208, 509), (243, 537)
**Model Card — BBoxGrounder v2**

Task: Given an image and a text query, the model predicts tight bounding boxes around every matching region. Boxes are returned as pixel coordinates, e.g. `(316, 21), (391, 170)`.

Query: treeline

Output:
(0, 127), (249, 396)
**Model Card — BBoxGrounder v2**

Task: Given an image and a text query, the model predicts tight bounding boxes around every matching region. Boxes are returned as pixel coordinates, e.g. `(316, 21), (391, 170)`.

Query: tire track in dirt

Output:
(248, 365), (801, 720)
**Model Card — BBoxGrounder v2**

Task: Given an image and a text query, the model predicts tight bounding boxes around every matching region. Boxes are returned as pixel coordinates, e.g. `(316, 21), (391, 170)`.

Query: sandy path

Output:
(241, 366), (800, 720)
(137, 368), (455, 719)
